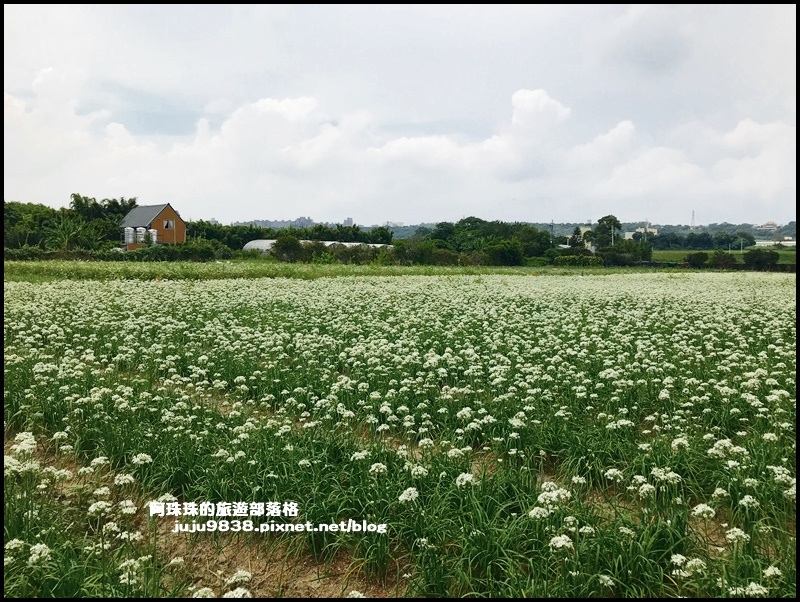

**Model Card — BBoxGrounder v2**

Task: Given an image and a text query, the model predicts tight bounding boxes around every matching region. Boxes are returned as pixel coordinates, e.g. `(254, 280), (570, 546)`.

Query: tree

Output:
(593, 215), (622, 248)
(47, 193), (141, 249)
(485, 239), (523, 266)
(734, 231), (756, 249)
(514, 225), (553, 257)
(615, 238), (652, 261)
(709, 250), (736, 269)
(650, 232), (683, 250)
(271, 235), (305, 262)
(685, 232), (714, 249)
(778, 221), (796, 239)
(69, 194), (138, 242)
(392, 239), (437, 265)
(366, 226), (393, 245)
(69, 193), (104, 222)
(429, 222), (457, 250)
(743, 249), (779, 271)
(44, 213), (98, 251)
(684, 252), (709, 268)
(713, 231), (736, 250)
(4, 201), (58, 248)
(568, 227), (584, 248)
(596, 238), (650, 266)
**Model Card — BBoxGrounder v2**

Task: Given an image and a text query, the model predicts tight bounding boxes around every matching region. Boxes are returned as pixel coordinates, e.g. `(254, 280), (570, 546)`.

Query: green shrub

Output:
(684, 252), (709, 268)
(709, 250), (736, 269)
(743, 248), (780, 271)
(4, 246), (45, 261)
(431, 248), (460, 266)
(312, 251), (337, 265)
(271, 235), (306, 263)
(596, 250), (636, 266)
(523, 256), (549, 267)
(553, 255), (603, 266)
(485, 240), (524, 266)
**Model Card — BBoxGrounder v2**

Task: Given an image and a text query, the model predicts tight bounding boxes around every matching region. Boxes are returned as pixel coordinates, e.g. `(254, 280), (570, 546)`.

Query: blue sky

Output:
(4, 5), (796, 225)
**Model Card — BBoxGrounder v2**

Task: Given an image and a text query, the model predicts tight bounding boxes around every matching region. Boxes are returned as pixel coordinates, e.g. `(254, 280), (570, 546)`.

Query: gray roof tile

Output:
(120, 205), (170, 228)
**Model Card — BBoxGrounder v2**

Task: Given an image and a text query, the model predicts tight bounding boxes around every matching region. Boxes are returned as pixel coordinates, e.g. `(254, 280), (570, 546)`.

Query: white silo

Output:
(136, 227), (147, 243)
(148, 229), (158, 244)
(124, 227), (135, 244)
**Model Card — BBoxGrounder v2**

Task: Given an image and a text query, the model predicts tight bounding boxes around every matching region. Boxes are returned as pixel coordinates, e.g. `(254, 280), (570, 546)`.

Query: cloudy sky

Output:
(4, 5), (796, 226)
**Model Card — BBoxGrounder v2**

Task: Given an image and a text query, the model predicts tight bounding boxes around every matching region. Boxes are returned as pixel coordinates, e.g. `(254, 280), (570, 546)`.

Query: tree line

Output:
(648, 230), (757, 250)
(188, 220), (393, 248)
(4, 195), (393, 251)
(3, 195), (791, 269)
(5, 195), (138, 250)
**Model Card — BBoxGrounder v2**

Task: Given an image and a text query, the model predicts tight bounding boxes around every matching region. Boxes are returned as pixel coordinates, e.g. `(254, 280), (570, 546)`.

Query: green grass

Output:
(3, 260), (689, 282)
(651, 249), (796, 264)
(4, 248), (794, 285)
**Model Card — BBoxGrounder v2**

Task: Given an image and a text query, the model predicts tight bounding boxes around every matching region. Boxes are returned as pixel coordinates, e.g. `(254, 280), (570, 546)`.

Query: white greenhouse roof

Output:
(243, 239), (392, 251)
(243, 239), (277, 251)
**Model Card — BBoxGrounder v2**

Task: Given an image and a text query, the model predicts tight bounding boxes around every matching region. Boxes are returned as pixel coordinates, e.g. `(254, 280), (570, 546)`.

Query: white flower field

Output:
(4, 271), (796, 597)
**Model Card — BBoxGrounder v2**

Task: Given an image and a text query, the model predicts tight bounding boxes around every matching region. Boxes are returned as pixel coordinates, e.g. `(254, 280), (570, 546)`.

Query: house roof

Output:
(120, 204), (171, 228)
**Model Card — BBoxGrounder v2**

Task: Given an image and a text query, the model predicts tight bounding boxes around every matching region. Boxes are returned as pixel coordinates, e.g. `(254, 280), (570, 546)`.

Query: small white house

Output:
(754, 239), (796, 247)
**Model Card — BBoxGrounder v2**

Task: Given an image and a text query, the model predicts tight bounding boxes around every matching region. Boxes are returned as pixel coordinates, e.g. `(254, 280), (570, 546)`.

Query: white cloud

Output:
(4, 5), (796, 225)
(568, 120), (636, 167)
(713, 120), (796, 201)
(598, 147), (704, 197)
(510, 89), (571, 129)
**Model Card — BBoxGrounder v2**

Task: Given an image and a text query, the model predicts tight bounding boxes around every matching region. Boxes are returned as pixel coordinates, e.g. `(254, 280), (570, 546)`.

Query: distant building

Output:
(754, 221), (780, 231)
(343, 217), (354, 227)
(754, 238), (796, 247)
(624, 226), (658, 240)
(120, 204), (186, 251)
(578, 226), (596, 252)
(235, 217), (316, 229)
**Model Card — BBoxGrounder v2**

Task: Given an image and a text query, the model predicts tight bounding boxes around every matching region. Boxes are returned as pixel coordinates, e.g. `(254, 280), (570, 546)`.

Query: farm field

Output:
(3, 260), (684, 283)
(651, 249), (796, 264)
(4, 271), (796, 598)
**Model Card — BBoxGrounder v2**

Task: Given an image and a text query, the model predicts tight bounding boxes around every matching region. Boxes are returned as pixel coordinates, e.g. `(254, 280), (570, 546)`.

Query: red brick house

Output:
(120, 204), (186, 250)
